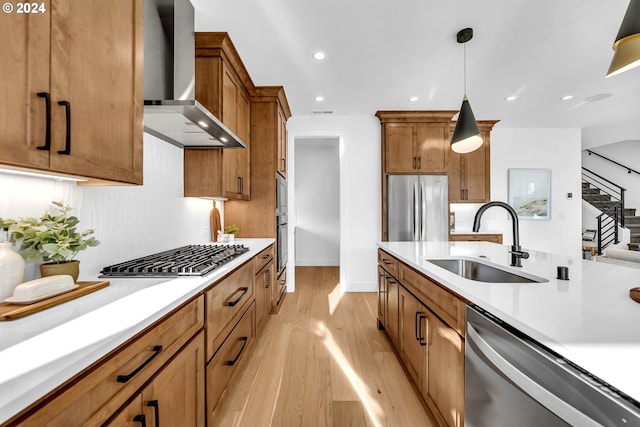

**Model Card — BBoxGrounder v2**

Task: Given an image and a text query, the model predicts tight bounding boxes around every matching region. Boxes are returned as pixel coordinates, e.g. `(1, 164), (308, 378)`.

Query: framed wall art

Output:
(508, 168), (551, 220)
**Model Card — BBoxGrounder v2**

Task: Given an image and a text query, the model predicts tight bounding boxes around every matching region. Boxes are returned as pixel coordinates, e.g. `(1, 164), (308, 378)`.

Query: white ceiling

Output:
(192, 0), (640, 131)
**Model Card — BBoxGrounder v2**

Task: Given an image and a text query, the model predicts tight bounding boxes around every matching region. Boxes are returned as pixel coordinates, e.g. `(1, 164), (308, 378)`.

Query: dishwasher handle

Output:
(467, 323), (603, 427)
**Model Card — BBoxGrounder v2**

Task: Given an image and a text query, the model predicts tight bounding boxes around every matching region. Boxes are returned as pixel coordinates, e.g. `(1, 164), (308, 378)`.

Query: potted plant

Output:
(0, 201), (100, 281)
(223, 224), (239, 242)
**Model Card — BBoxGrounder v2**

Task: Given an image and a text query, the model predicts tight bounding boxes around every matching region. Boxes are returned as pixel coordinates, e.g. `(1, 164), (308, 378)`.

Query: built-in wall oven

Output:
(465, 305), (640, 426)
(276, 173), (287, 274)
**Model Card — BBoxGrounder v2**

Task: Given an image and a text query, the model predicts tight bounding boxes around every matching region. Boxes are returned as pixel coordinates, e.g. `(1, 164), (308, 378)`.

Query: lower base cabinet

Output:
(380, 251), (466, 427)
(106, 332), (205, 426)
(206, 301), (256, 423)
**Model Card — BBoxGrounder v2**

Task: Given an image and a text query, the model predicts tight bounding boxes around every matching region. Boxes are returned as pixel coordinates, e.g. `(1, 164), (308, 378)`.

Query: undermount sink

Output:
(425, 258), (548, 284)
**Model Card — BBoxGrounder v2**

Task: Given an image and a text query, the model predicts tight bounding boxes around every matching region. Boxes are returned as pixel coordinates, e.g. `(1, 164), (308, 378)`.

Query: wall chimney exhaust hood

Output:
(143, 0), (245, 148)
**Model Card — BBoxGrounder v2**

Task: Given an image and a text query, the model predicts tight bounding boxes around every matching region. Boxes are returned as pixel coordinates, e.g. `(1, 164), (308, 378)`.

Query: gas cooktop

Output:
(99, 244), (250, 277)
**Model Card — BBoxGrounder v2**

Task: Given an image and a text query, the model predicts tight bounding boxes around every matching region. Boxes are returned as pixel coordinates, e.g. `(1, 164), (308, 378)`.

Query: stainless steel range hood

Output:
(143, 0), (245, 148)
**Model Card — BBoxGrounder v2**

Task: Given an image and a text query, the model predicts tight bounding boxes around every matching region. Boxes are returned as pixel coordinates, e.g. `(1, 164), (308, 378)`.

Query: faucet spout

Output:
(473, 201), (528, 267)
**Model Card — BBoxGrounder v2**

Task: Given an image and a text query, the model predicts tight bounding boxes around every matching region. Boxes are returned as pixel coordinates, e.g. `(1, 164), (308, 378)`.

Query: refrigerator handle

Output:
(420, 181), (427, 241)
(413, 182), (420, 241)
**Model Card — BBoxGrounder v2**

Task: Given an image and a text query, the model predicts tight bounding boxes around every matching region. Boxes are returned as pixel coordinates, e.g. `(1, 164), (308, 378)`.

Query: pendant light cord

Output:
(463, 42), (467, 95)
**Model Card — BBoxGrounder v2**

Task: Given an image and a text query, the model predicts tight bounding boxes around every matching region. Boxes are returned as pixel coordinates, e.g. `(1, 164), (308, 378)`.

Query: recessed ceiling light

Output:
(505, 96), (517, 101)
(561, 95), (574, 101)
(408, 96), (419, 102)
(314, 96), (324, 102)
(313, 51), (326, 61)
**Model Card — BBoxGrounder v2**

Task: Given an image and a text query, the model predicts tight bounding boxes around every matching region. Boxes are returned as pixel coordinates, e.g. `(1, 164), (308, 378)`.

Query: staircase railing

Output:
(597, 203), (621, 255)
(582, 167), (627, 255)
(582, 167), (626, 228)
(586, 149), (640, 177)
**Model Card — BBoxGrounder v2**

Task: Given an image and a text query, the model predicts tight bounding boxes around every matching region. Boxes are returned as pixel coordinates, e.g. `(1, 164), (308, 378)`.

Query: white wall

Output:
(581, 140), (640, 212)
(0, 134), (213, 281)
(287, 115), (381, 292)
(451, 128), (583, 258)
(294, 138), (340, 266)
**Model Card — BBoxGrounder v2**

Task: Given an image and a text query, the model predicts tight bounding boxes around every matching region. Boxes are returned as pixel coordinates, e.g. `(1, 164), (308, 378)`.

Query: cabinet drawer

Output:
(12, 296), (204, 426)
(206, 261), (254, 361)
(398, 264), (466, 336)
(254, 245), (274, 273)
(206, 301), (255, 417)
(378, 249), (399, 277)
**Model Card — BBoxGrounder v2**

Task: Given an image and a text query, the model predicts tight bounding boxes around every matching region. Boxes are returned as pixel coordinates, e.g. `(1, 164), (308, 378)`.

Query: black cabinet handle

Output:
(419, 315), (427, 346)
(146, 400), (160, 427)
(237, 177), (242, 194)
(226, 336), (248, 366)
(227, 287), (249, 307)
(418, 156), (422, 169)
(382, 259), (392, 265)
(262, 254), (270, 259)
(36, 92), (51, 151)
(415, 312), (420, 341)
(265, 269), (271, 289)
(57, 100), (71, 155)
(116, 345), (163, 383)
(133, 414), (146, 427)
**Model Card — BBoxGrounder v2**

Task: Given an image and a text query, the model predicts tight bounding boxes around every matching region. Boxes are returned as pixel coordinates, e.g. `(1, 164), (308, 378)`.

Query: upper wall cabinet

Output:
(377, 111), (457, 174)
(186, 33), (253, 200)
(448, 121), (498, 203)
(0, 0), (144, 185)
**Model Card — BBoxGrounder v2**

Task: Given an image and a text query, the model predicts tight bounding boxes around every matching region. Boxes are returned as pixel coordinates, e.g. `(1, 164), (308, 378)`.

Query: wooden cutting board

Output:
(0, 280), (109, 321)
(631, 287), (640, 304)
(210, 204), (221, 241)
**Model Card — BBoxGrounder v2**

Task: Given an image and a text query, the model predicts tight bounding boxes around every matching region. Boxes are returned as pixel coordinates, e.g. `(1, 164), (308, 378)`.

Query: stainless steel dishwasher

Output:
(465, 305), (640, 426)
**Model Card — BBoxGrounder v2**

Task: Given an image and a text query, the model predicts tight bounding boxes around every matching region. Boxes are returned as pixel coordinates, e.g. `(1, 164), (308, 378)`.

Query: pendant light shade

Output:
(451, 28), (482, 154)
(607, 0), (640, 77)
(451, 95), (483, 154)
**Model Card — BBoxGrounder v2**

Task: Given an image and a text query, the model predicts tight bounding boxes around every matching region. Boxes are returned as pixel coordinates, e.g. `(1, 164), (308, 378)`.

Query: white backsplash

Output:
(0, 134), (215, 281)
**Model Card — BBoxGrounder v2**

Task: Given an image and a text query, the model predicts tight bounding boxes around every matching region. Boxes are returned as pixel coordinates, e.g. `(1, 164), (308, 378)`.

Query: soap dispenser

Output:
(0, 227), (25, 301)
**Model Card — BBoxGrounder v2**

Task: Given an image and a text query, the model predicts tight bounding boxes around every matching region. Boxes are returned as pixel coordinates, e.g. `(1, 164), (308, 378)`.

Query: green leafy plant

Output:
(224, 224), (239, 235)
(0, 201), (100, 263)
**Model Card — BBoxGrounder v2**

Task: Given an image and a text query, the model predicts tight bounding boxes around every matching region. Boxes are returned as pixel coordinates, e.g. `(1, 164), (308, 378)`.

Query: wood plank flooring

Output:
(212, 266), (435, 427)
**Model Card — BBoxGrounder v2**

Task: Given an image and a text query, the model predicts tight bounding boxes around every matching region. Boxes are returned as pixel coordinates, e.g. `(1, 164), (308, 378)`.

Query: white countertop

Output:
(377, 241), (640, 403)
(0, 238), (274, 424)
(449, 230), (502, 235)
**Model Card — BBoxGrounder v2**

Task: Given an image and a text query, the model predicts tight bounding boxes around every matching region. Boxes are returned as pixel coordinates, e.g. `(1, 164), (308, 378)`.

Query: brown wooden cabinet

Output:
(186, 32), (253, 199)
(206, 301), (256, 423)
(377, 249), (399, 347)
(449, 233), (503, 244)
(105, 332), (205, 427)
(0, 0), (143, 184)
(427, 315), (464, 427)
(205, 260), (254, 361)
(254, 245), (275, 331)
(398, 286), (428, 393)
(377, 111), (456, 174)
(378, 250), (467, 427)
(9, 297), (204, 426)
(277, 107), (288, 178)
(448, 121), (498, 203)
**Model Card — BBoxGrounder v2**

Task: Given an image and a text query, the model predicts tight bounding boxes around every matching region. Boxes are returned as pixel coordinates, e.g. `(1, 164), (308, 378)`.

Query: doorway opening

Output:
(294, 137), (340, 269)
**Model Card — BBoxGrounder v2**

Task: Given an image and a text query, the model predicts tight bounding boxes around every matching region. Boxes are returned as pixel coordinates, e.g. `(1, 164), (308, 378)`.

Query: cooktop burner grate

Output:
(99, 244), (250, 277)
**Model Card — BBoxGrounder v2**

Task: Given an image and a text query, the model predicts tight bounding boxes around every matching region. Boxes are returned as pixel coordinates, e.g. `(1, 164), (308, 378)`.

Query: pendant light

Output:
(451, 28), (483, 154)
(607, 0), (640, 77)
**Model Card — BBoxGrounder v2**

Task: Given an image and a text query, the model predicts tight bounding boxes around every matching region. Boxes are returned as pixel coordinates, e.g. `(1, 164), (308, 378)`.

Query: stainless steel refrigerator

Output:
(387, 175), (448, 241)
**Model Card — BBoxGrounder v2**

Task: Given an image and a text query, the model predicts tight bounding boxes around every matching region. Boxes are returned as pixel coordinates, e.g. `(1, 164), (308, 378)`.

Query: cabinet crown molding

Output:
(375, 110), (458, 123)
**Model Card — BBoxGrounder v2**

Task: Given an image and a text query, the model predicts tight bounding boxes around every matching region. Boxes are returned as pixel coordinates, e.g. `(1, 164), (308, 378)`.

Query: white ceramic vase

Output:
(0, 241), (25, 301)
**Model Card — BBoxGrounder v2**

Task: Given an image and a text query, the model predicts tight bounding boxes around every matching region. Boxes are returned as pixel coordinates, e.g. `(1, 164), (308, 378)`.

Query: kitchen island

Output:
(378, 240), (640, 422)
(0, 238), (274, 425)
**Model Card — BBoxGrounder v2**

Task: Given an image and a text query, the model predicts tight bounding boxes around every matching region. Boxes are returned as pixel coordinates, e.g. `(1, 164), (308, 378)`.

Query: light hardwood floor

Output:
(212, 266), (436, 427)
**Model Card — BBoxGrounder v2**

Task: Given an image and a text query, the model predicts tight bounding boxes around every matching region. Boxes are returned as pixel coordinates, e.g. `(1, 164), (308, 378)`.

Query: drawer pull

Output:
(57, 100), (71, 155)
(36, 92), (51, 151)
(227, 287), (249, 307)
(262, 254), (270, 259)
(382, 259), (392, 265)
(266, 269), (271, 289)
(117, 345), (163, 383)
(418, 314), (427, 346)
(133, 414), (146, 427)
(146, 400), (160, 427)
(226, 336), (248, 366)
(415, 312), (420, 341)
